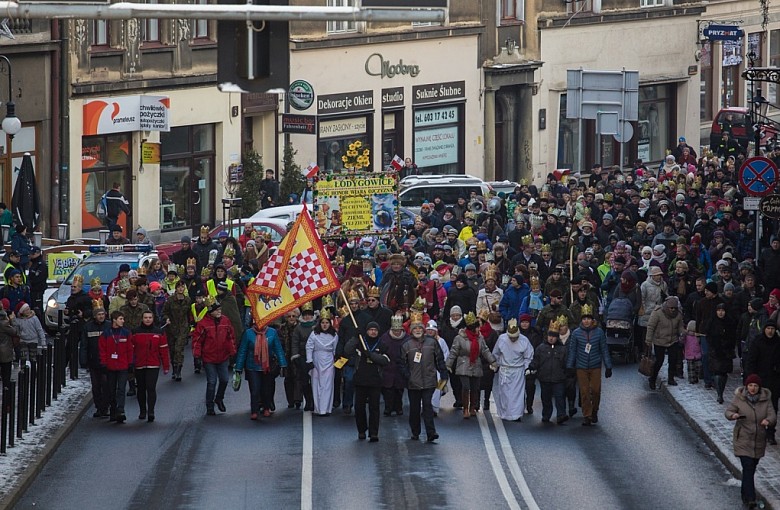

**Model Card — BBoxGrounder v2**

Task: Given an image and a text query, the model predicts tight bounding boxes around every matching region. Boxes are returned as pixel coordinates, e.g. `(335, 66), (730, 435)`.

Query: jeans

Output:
(739, 456), (760, 504)
(204, 361), (229, 411)
(576, 368), (602, 420)
(701, 336), (712, 385)
(136, 367), (160, 416)
(106, 369), (128, 416)
(354, 385), (381, 438)
(408, 388), (436, 437)
(246, 370), (263, 413)
(540, 381), (566, 420)
(651, 344), (679, 381)
(341, 365), (355, 409)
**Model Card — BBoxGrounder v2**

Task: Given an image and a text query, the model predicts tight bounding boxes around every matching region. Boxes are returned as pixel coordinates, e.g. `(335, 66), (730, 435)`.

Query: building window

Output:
(160, 125), (215, 231)
(722, 38), (743, 108)
(556, 94), (579, 171)
(141, 0), (160, 44)
(317, 116), (372, 173)
(770, 30), (780, 105)
(195, 0), (210, 39)
(501, 0), (524, 22)
(566, 0), (592, 14)
(636, 85), (673, 164)
(0, 125), (37, 207)
(382, 111), (404, 170)
(92, 20), (108, 47)
(640, 0), (664, 7)
(700, 41), (713, 122)
(327, 0), (356, 34)
(81, 134), (131, 232)
(413, 104), (464, 174)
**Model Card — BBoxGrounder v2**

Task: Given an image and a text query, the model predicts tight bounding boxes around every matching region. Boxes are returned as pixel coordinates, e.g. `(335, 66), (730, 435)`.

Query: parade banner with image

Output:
(48, 252), (87, 282)
(314, 172), (400, 238)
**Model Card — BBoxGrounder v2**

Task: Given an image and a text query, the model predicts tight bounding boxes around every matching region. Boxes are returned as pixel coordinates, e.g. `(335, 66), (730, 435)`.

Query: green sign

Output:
(289, 80), (315, 111)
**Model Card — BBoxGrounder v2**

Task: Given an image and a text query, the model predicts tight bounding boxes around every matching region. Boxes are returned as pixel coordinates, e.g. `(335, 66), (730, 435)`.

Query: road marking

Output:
(301, 411), (313, 510)
(477, 411), (522, 510)
(490, 410), (541, 510)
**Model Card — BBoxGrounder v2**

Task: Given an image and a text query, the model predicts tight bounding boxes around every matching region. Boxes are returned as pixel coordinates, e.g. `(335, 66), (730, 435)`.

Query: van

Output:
(399, 174), (491, 214)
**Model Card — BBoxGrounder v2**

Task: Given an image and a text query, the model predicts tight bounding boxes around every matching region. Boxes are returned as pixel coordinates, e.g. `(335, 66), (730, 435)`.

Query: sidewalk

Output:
(0, 370), (92, 508)
(662, 374), (780, 510)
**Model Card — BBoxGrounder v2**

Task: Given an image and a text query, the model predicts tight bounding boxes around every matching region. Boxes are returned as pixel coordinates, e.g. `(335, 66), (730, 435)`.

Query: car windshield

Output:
(64, 260), (135, 285)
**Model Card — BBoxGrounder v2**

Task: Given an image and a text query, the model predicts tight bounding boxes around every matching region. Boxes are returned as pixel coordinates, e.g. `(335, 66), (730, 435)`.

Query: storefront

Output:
(288, 35), (482, 176)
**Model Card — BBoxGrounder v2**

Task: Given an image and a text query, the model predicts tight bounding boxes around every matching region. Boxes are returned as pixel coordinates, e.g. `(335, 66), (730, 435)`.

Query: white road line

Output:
(477, 411), (523, 510)
(490, 410), (542, 510)
(301, 411), (313, 510)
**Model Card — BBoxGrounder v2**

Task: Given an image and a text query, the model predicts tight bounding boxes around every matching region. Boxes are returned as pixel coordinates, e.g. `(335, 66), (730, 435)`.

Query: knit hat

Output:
(366, 321), (380, 331)
(664, 296), (680, 308)
(723, 282), (735, 292)
(771, 288), (780, 301)
(14, 302), (29, 315)
(519, 313), (533, 323)
(750, 298), (764, 312)
(687, 320), (696, 331)
(602, 213), (613, 221)
(449, 305), (462, 317)
(426, 320), (438, 331)
(705, 281), (718, 294)
(745, 374), (762, 387)
(149, 281), (162, 293)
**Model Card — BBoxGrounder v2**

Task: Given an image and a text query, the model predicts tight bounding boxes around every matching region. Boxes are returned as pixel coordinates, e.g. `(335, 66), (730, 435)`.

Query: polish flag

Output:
(304, 163), (319, 178)
(390, 155), (404, 171)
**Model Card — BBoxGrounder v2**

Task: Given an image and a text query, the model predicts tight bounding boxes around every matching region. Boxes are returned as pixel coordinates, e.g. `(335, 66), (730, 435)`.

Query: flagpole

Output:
(338, 287), (368, 351)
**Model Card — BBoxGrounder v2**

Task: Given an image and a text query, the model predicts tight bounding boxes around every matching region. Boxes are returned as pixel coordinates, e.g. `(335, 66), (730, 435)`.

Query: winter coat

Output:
(162, 294), (191, 340)
(444, 284), (477, 317)
(119, 303), (149, 331)
(446, 331), (496, 377)
(683, 334), (702, 361)
(14, 313), (46, 349)
(567, 325), (612, 370)
(235, 327), (287, 373)
(499, 284), (530, 322)
(346, 335), (390, 387)
(536, 304), (576, 333)
(399, 335), (447, 390)
(706, 316), (734, 376)
(532, 340), (568, 383)
(646, 307), (684, 348)
(131, 324), (171, 371)
(217, 292), (243, 345)
(726, 387), (777, 459)
(191, 237), (220, 271)
(98, 326), (133, 371)
(380, 330), (409, 389)
(80, 318), (108, 369)
(639, 279), (667, 327)
(745, 332), (780, 392)
(0, 313), (15, 363)
(290, 321), (315, 361)
(759, 246), (780, 292)
(192, 314), (237, 364)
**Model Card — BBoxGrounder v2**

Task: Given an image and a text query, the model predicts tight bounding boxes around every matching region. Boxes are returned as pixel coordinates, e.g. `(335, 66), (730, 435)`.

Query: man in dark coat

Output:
(192, 225), (220, 270)
(759, 236), (780, 293)
(442, 274), (477, 318)
(104, 182), (130, 230)
(259, 169), (280, 209)
(696, 281), (724, 390)
(346, 322), (390, 441)
(80, 304), (109, 417)
(361, 287), (393, 335)
(171, 235), (199, 271)
(744, 323), (780, 444)
(27, 246), (47, 318)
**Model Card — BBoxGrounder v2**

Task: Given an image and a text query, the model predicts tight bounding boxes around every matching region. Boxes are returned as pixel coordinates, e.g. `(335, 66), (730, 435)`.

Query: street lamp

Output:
(98, 229), (109, 244)
(33, 231), (42, 247)
(0, 55), (21, 139)
(57, 223), (68, 244)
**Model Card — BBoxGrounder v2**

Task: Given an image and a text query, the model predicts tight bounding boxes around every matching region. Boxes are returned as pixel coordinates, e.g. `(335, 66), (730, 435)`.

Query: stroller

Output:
(605, 296), (637, 363)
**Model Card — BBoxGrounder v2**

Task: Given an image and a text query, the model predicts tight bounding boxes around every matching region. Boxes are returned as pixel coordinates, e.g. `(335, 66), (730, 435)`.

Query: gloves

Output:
(305, 362), (315, 371)
(489, 363), (499, 372)
(605, 368), (612, 379)
(279, 367), (287, 378)
(566, 368), (576, 378)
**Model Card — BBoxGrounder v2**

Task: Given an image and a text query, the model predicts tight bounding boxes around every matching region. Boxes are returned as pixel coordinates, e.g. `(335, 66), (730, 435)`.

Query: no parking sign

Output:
(738, 157), (779, 197)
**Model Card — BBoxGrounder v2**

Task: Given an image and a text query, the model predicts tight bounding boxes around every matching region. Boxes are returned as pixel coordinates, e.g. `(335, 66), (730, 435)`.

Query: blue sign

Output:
(703, 25), (745, 41)
(739, 157), (778, 197)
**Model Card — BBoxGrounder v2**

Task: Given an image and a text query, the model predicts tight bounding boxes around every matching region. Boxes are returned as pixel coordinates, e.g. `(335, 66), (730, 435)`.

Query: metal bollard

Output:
(1, 385), (7, 454)
(37, 353), (45, 417)
(17, 367), (26, 437)
(69, 327), (79, 381)
(8, 380), (14, 448)
(52, 339), (60, 401)
(46, 344), (53, 406)
(29, 360), (36, 426)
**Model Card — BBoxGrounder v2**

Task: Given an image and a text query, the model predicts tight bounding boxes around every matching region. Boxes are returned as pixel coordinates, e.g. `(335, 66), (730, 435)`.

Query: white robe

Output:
(306, 330), (338, 415)
(431, 336), (450, 412)
(492, 333), (534, 421)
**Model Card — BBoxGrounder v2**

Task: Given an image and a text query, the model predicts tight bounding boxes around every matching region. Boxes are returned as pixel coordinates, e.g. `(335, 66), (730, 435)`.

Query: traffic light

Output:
(217, 0), (290, 93)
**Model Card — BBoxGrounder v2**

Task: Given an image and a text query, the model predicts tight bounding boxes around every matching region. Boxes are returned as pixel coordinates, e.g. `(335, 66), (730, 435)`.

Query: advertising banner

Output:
(48, 252), (86, 282)
(314, 173), (400, 238)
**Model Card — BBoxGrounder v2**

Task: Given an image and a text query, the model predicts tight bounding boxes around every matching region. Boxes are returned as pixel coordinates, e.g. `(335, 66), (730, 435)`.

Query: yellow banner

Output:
(142, 142), (161, 164)
(48, 252), (84, 282)
(314, 173), (399, 238)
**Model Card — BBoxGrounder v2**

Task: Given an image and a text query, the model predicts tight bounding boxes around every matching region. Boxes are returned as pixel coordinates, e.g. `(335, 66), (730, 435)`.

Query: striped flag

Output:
(390, 155), (404, 171)
(304, 162), (319, 178)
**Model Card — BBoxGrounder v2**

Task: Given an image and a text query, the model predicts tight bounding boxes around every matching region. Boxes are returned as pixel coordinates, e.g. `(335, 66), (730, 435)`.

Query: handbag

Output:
(638, 345), (655, 377)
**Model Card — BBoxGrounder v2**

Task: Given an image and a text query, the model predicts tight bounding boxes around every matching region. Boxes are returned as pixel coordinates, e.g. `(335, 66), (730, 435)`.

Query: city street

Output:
(16, 350), (742, 510)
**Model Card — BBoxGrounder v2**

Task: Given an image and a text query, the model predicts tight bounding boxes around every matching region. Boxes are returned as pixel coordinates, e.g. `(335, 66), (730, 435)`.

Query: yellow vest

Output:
(190, 303), (208, 332)
(244, 277), (255, 306)
(206, 278), (233, 298)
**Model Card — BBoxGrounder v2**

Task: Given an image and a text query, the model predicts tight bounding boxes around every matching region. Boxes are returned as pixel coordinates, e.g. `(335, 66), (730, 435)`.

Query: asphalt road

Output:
(15, 348), (743, 510)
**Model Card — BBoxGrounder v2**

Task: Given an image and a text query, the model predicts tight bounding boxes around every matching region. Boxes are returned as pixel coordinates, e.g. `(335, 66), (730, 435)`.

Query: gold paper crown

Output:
(322, 295), (334, 308)
(301, 301), (314, 313)
(555, 315), (569, 331)
(464, 311), (478, 326)
(506, 319), (520, 337)
(464, 211), (474, 219)
(484, 267), (497, 282)
(518, 178), (528, 186)
(200, 225), (209, 234)
(319, 308), (333, 320)
(391, 315), (404, 330)
(72, 274), (84, 285)
(409, 311), (424, 326)
(177, 264), (185, 276)
(347, 290), (361, 302)
(541, 243), (552, 253)
(367, 286), (380, 298)
(186, 257), (197, 268)
(723, 205), (732, 212)
(478, 309), (490, 322)
(201, 267), (211, 277)
(530, 275), (540, 291)
(338, 305), (350, 318)
(547, 319), (560, 334)
(137, 266), (147, 276)
(539, 190), (551, 199)
(411, 296), (426, 311)
(90, 276), (101, 288)
(603, 192), (613, 202)
(223, 246), (235, 258)
(335, 255), (345, 265)
(640, 190), (650, 198)
(477, 241), (487, 252)
(228, 266), (240, 277)
(521, 234), (533, 246)
(580, 303), (594, 318)
(203, 295), (216, 308)
(92, 298), (105, 311)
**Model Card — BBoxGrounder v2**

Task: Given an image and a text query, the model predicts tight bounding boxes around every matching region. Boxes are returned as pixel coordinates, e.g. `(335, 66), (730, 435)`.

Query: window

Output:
(700, 42), (714, 121)
(142, 0), (160, 44)
(81, 134), (131, 232)
(413, 105), (464, 174)
(327, 0), (356, 34)
(565, 0), (592, 14)
(501, 0), (524, 22)
(195, 0), (210, 39)
(636, 85), (673, 164)
(92, 20), (108, 46)
(770, 30), (780, 104)
(556, 94), (579, 171)
(317, 116), (371, 173)
(640, 0), (664, 7)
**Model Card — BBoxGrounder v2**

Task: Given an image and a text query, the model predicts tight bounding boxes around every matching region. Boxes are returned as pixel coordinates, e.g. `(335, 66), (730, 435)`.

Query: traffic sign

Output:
(760, 194), (780, 219)
(739, 157), (779, 197)
(743, 196), (761, 211)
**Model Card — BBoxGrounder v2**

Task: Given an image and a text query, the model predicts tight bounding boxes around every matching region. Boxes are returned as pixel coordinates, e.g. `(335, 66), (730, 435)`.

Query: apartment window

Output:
(327, 0), (356, 34)
(195, 0), (209, 39)
(770, 30), (780, 104)
(565, 0), (592, 15)
(640, 0), (664, 6)
(92, 20), (108, 46)
(700, 41), (714, 121)
(141, 0), (160, 44)
(501, 0), (524, 21)
(412, 9), (440, 27)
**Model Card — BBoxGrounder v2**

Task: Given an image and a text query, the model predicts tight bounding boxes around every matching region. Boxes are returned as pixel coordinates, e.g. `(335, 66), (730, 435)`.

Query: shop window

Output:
(317, 116), (371, 173)
(557, 94), (579, 171)
(722, 39), (743, 108)
(81, 134), (131, 233)
(700, 41), (714, 122)
(327, 0), (356, 34)
(413, 104), (463, 174)
(382, 111), (403, 170)
(637, 85), (672, 164)
(160, 125), (215, 231)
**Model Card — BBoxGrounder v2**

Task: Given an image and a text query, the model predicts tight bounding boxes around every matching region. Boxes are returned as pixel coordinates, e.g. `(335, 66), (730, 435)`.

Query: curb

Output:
(0, 391), (93, 509)
(661, 384), (775, 510)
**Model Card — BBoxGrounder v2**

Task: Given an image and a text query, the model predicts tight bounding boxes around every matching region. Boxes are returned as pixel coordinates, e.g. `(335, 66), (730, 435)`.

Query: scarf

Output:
(253, 326), (270, 372)
(746, 391), (760, 405)
(465, 328), (480, 364)
(620, 280), (634, 294)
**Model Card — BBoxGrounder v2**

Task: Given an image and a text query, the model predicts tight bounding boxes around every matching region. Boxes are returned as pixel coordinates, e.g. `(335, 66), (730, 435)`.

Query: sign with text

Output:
(703, 24), (745, 42)
(412, 81), (465, 105)
(382, 87), (405, 108)
(414, 125), (458, 168)
(317, 90), (374, 115)
(319, 117), (368, 139)
(314, 173), (400, 238)
(83, 95), (170, 135)
(47, 252), (87, 282)
(142, 142), (161, 164)
(760, 194), (780, 219)
(414, 105), (458, 128)
(282, 114), (317, 135)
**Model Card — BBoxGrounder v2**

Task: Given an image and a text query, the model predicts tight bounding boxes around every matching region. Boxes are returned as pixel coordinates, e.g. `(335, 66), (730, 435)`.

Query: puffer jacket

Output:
(646, 307), (683, 347)
(567, 324), (612, 370)
(14, 313), (46, 349)
(446, 331), (496, 377)
(192, 314), (237, 364)
(725, 387), (777, 459)
(98, 326), (133, 371)
(532, 340), (568, 383)
(399, 335), (447, 390)
(235, 327), (287, 373)
(639, 279), (667, 327)
(0, 312), (15, 363)
(132, 324), (170, 371)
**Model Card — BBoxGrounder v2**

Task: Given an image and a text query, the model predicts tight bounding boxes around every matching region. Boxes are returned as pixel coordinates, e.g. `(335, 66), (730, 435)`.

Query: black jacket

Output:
(531, 340), (568, 383)
(745, 332), (780, 390)
(348, 335), (389, 387)
(27, 258), (47, 293)
(105, 188), (130, 220)
(80, 318), (108, 369)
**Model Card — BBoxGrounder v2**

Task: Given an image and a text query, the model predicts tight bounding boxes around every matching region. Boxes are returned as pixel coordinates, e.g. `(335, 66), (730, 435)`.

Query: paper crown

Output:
(92, 298), (105, 311)
(137, 265), (147, 276)
(338, 305), (350, 318)
(228, 265), (240, 276)
(72, 274), (84, 285)
(90, 277), (101, 288)
(223, 246), (235, 258)
(541, 243), (552, 253)
(176, 264), (186, 276)
(411, 296), (426, 311)
(203, 295), (216, 308)
(507, 319), (520, 338)
(301, 301), (314, 313)
(580, 303), (594, 318)
(347, 290), (361, 302)
(200, 225), (209, 234)
(319, 308), (333, 320)
(477, 309), (490, 322)
(464, 311), (478, 326)
(391, 315), (404, 330)
(530, 275), (540, 291)
(186, 258), (197, 268)
(201, 267), (211, 277)
(484, 267), (497, 282)
(367, 286), (380, 298)
(477, 241), (487, 252)
(335, 255), (345, 265)
(322, 295), (334, 308)
(409, 311), (424, 327)
(521, 234), (533, 246)
(547, 319), (560, 334)
(555, 315), (569, 331)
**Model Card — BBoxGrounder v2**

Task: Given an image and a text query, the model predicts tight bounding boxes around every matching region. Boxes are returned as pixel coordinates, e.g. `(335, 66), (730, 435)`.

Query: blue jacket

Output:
(567, 325), (612, 370)
(235, 326), (287, 373)
(499, 283), (530, 322)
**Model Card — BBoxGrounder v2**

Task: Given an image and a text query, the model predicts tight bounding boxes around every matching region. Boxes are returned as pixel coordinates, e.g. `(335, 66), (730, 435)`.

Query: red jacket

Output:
(131, 325), (171, 371)
(98, 327), (134, 371)
(192, 314), (236, 364)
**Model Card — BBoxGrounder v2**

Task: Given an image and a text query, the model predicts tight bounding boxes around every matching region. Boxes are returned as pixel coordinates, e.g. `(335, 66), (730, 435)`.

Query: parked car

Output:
(155, 219), (288, 258)
(486, 180), (519, 196)
(250, 204), (313, 223)
(399, 174), (490, 214)
(709, 106), (780, 152)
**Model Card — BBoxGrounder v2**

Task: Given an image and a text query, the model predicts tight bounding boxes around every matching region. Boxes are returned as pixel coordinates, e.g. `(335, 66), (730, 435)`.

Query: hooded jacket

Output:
(726, 386), (777, 459)
(646, 305), (684, 347)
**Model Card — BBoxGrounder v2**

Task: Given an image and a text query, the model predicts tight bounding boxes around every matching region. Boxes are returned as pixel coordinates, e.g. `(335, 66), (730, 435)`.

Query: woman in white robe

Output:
(492, 319), (535, 421)
(426, 320), (450, 414)
(306, 312), (338, 416)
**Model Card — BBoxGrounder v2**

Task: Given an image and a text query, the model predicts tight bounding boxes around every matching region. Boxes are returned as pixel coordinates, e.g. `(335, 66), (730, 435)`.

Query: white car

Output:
(399, 174), (491, 214)
(249, 204), (312, 224)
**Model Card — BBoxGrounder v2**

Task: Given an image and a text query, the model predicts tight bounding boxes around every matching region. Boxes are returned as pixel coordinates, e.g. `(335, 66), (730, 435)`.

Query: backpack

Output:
(96, 193), (108, 220)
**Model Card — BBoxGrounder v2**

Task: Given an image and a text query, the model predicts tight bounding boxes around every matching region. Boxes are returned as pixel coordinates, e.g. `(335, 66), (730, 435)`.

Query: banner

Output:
(314, 173), (400, 238)
(48, 252), (86, 282)
(246, 206), (340, 329)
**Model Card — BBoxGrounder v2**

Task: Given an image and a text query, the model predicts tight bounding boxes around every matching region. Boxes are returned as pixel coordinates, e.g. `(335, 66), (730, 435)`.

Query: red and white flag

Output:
(304, 163), (319, 179)
(390, 155), (404, 171)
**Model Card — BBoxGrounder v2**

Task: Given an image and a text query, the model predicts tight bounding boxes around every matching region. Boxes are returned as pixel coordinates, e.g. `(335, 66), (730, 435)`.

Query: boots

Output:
(171, 364), (178, 380)
(462, 390), (471, 419)
(126, 380), (137, 397)
(174, 364), (182, 382)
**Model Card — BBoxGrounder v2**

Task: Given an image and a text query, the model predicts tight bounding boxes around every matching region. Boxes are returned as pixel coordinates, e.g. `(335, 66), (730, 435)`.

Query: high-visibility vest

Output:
(206, 278), (233, 298)
(190, 303), (208, 332)
(244, 277), (255, 306)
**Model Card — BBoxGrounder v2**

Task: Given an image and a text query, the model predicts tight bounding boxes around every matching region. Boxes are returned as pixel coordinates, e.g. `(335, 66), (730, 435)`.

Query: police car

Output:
(44, 245), (157, 332)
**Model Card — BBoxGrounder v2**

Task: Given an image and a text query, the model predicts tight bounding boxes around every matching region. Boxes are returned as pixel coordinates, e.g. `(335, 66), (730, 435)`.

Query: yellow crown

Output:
(322, 295), (334, 308)
(477, 309), (490, 322)
(547, 319), (560, 334)
(367, 286), (380, 298)
(90, 277), (101, 288)
(203, 295), (216, 308)
(72, 274), (84, 285)
(319, 308), (333, 321)
(464, 311), (478, 326)
(201, 267), (211, 277)
(409, 311), (424, 326)
(186, 257), (197, 268)
(477, 241), (487, 252)
(521, 234), (533, 246)
(484, 267), (498, 282)
(541, 243), (552, 253)
(411, 296), (426, 311)
(580, 304), (594, 318)
(530, 275), (540, 291)
(301, 301), (314, 313)
(555, 315), (569, 331)
(200, 225), (209, 234)
(507, 319), (520, 337)
(223, 246), (235, 258)
(137, 265), (147, 276)
(338, 305), (350, 318)
(92, 299), (104, 311)
(347, 290), (361, 302)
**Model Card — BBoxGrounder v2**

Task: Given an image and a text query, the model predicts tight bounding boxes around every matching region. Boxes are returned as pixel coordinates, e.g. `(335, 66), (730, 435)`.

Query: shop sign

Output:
(365, 53), (420, 79)
(228, 163), (244, 184)
(289, 80), (315, 111)
(282, 114), (317, 135)
(318, 91), (374, 115)
(314, 173), (400, 238)
(83, 95), (170, 135)
(760, 194), (780, 219)
(47, 252), (86, 282)
(319, 117), (368, 138)
(382, 87), (405, 108)
(703, 24), (744, 42)
(414, 106), (458, 128)
(412, 81), (465, 105)
(141, 142), (161, 164)
(414, 126), (458, 167)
